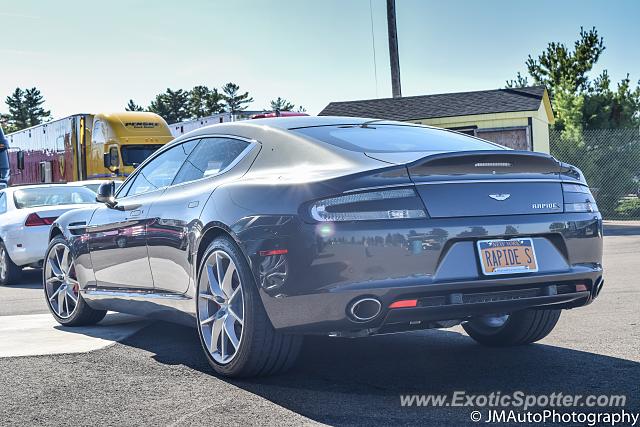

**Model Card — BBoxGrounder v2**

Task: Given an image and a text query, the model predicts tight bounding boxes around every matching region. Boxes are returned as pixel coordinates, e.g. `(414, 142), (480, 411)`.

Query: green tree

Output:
(148, 88), (189, 124)
(505, 72), (530, 89)
(519, 27), (605, 96)
(583, 71), (640, 129)
(222, 83), (253, 113)
(125, 99), (144, 111)
(0, 114), (17, 134)
(5, 88), (27, 129)
(269, 97), (295, 112)
(204, 88), (225, 116)
(23, 88), (51, 126)
(188, 86), (224, 118)
(5, 87), (51, 130)
(509, 27), (639, 131)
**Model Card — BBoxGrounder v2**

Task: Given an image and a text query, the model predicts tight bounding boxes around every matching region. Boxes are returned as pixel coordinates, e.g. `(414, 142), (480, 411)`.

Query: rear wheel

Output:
(462, 309), (561, 346)
(43, 237), (107, 326)
(0, 240), (22, 286)
(196, 236), (302, 377)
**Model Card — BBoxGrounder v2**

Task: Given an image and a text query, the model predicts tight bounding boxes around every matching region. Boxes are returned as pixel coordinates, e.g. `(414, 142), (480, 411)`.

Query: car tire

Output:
(196, 236), (302, 378)
(43, 237), (107, 326)
(462, 309), (561, 346)
(0, 240), (22, 286)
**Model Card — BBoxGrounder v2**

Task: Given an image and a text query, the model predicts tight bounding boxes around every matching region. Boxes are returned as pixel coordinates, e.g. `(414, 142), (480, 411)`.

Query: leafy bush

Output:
(615, 197), (640, 218)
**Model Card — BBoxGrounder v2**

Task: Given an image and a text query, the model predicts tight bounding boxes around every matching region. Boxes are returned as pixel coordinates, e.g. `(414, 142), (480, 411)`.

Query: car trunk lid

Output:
(406, 150), (565, 218)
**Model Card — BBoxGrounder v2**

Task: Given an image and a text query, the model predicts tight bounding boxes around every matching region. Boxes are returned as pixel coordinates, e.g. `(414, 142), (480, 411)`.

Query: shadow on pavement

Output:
(117, 321), (640, 425)
(6, 268), (42, 289)
(53, 312), (148, 338)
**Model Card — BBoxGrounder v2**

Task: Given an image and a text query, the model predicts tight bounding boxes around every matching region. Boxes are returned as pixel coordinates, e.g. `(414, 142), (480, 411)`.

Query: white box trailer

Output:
(168, 111), (265, 137)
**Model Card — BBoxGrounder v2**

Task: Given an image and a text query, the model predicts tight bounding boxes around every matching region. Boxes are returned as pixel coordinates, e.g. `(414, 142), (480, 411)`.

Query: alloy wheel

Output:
(44, 243), (80, 319)
(198, 250), (245, 365)
(0, 246), (6, 282)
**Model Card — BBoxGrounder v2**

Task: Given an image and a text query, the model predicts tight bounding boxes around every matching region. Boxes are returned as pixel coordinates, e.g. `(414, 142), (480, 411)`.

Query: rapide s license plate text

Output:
(477, 238), (538, 275)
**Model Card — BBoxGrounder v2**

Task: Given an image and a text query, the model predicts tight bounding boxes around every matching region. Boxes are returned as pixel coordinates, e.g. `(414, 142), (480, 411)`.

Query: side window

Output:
(92, 121), (106, 144)
(173, 137), (250, 185)
(0, 193), (6, 214)
(123, 141), (198, 197)
(116, 175), (134, 198)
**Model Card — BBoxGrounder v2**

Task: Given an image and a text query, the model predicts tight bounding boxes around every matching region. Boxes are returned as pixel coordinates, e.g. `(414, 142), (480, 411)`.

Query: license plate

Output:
(477, 238), (538, 275)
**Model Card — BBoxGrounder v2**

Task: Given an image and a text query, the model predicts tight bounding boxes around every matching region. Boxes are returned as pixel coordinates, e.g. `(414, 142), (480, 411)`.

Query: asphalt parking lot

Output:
(0, 231), (638, 426)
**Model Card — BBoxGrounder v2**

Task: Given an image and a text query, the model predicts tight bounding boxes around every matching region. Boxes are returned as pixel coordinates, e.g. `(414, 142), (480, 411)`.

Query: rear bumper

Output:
(236, 212), (603, 335)
(259, 267), (602, 334)
(5, 226), (49, 266)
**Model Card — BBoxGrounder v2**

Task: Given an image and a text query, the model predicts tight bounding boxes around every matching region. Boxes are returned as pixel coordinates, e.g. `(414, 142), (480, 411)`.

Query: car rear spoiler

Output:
(406, 150), (565, 177)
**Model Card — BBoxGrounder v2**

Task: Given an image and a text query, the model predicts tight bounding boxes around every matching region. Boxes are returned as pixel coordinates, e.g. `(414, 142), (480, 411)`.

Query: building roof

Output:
(319, 86), (551, 122)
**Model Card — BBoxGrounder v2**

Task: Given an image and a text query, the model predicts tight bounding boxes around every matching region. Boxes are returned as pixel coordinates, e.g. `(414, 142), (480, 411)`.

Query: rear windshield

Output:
(292, 124), (503, 153)
(121, 145), (164, 167)
(13, 187), (96, 209)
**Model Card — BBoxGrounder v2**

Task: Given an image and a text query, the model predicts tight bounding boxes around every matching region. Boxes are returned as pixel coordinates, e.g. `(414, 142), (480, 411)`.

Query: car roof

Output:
(171, 116), (420, 141)
(167, 116), (425, 148)
(232, 116), (413, 130)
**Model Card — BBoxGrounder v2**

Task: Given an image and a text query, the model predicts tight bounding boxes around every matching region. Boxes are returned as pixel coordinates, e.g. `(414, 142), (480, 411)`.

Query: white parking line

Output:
(0, 312), (147, 358)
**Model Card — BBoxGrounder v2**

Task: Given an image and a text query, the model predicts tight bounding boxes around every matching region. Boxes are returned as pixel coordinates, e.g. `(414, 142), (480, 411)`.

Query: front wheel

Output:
(196, 236), (302, 377)
(462, 309), (561, 346)
(43, 237), (107, 326)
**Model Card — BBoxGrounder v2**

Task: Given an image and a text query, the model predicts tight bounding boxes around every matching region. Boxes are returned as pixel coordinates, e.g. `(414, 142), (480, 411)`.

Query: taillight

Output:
(309, 188), (427, 222)
(25, 213), (56, 227)
(562, 183), (599, 213)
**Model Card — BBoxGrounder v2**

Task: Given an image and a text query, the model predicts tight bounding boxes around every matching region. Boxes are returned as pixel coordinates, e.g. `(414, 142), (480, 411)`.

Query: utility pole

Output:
(386, 0), (402, 98)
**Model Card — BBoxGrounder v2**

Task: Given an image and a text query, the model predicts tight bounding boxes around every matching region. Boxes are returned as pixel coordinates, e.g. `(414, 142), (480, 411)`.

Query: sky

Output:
(1, 0), (639, 120)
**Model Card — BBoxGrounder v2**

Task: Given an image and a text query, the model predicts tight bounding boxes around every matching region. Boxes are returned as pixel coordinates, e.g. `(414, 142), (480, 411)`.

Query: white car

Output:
(67, 180), (123, 193)
(0, 184), (97, 285)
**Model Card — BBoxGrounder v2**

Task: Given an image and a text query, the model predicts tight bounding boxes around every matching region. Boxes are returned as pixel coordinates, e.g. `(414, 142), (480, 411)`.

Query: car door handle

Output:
(188, 201), (199, 208)
(129, 209), (142, 217)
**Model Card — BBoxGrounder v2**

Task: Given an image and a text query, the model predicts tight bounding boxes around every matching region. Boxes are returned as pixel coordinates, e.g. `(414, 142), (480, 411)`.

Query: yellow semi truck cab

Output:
(90, 112), (174, 179)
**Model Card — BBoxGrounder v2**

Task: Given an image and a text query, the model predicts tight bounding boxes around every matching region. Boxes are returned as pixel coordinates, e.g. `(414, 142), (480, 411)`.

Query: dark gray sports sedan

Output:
(44, 116), (603, 377)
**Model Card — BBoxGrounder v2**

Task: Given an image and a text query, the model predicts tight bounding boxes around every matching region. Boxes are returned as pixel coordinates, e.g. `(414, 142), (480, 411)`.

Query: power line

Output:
(369, 0), (379, 98)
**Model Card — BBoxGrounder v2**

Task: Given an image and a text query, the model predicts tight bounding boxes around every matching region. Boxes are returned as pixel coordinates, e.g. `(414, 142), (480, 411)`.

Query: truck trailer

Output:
(6, 112), (173, 185)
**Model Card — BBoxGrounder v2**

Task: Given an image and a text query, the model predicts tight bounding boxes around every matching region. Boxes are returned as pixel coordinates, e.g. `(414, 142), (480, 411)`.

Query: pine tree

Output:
(524, 27), (605, 96)
(269, 97), (296, 112)
(23, 88), (51, 126)
(188, 86), (224, 118)
(125, 99), (144, 111)
(148, 88), (189, 124)
(204, 88), (225, 116)
(5, 88), (28, 130)
(5, 87), (51, 130)
(508, 26), (639, 130)
(222, 83), (253, 113)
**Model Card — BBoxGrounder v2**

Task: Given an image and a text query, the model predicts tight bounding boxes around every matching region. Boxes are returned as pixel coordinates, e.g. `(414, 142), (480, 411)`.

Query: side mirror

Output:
(103, 147), (120, 169)
(16, 150), (25, 171)
(96, 181), (117, 207)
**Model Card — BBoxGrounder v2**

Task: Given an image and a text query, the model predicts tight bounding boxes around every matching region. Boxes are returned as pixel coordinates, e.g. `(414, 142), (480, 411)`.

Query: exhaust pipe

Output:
(348, 297), (382, 322)
(592, 278), (604, 298)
